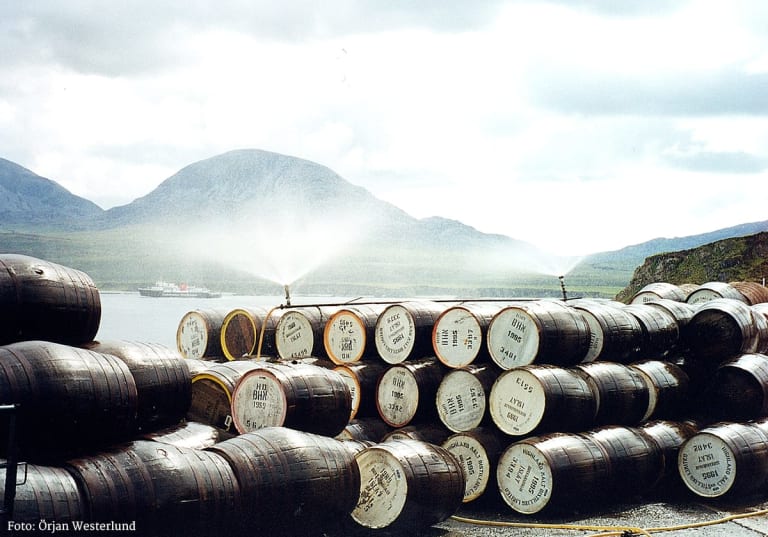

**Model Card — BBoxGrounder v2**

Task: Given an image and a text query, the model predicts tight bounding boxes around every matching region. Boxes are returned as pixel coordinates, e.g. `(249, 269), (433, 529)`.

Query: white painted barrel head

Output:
(375, 304), (417, 364)
(488, 369), (547, 436)
(497, 442), (553, 514)
(486, 307), (540, 369)
(325, 309), (367, 364)
(230, 369), (287, 433)
(442, 433), (493, 502)
(678, 433), (736, 497)
(435, 369), (487, 432)
(176, 311), (211, 359)
(433, 306), (483, 368)
(376, 366), (419, 427)
(352, 447), (409, 528)
(275, 310), (315, 359)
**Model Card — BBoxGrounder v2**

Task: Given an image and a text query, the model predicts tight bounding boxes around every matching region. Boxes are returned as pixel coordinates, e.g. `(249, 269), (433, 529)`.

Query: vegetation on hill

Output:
(616, 232), (768, 302)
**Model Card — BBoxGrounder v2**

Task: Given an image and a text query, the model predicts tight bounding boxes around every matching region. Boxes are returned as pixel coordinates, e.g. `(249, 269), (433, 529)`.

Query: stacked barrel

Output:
(7, 255), (768, 533)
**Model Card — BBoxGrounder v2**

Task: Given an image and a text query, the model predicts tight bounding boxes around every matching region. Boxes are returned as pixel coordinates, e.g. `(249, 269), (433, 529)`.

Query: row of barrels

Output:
(3, 426), (465, 535)
(178, 289), (768, 377)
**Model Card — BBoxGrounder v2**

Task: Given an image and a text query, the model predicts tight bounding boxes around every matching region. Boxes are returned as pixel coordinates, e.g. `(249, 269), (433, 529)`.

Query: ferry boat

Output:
(137, 281), (221, 298)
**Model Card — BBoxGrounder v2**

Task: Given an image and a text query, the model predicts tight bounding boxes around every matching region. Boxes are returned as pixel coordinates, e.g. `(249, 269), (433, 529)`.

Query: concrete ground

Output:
(433, 495), (768, 537)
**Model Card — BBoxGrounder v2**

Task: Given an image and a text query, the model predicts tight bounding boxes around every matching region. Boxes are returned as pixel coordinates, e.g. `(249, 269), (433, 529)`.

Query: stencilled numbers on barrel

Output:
(487, 308), (540, 369)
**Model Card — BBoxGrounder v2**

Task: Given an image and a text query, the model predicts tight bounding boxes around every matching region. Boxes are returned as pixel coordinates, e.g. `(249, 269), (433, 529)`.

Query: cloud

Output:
(528, 66), (768, 117)
(663, 148), (768, 174)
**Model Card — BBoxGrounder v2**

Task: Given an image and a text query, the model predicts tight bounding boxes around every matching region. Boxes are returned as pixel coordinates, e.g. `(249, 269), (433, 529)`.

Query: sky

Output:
(1, 1), (767, 256)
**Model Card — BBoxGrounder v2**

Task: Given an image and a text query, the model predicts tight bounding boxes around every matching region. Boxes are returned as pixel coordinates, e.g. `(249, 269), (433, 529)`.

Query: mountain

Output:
(0, 149), (764, 298)
(0, 158), (103, 228)
(615, 231), (768, 302)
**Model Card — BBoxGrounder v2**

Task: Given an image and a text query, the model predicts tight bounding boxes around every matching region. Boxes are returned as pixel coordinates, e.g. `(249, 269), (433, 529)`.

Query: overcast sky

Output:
(2, 1), (767, 255)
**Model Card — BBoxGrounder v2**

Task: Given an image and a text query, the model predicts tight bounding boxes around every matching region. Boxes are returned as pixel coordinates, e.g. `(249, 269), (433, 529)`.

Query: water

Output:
(97, 292), (351, 349)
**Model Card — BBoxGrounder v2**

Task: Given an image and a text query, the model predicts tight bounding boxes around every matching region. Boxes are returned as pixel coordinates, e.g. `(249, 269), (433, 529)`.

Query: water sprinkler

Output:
(558, 275), (568, 301)
(284, 284), (292, 307)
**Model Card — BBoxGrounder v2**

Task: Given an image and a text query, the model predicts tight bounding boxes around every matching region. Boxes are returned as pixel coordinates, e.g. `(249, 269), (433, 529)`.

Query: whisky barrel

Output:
(686, 282), (748, 305)
(375, 301), (449, 364)
(709, 353), (768, 421)
(442, 427), (504, 503)
(0, 254), (101, 346)
(188, 360), (265, 437)
(351, 439), (464, 530)
(646, 298), (696, 329)
(142, 421), (221, 450)
(1, 464), (85, 524)
(230, 361), (351, 437)
(488, 365), (596, 436)
(84, 339), (191, 431)
(678, 422), (768, 498)
(570, 301), (643, 363)
(275, 305), (340, 360)
(0, 340), (138, 459)
(497, 432), (611, 514)
(432, 302), (509, 368)
(375, 357), (445, 428)
(576, 362), (650, 426)
(684, 298), (762, 366)
(585, 426), (665, 497)
(333, 361), (388, 420)
(382, 423), (453, 444)
(730, 281), (768, 306)
(436, 364), (496, 433)
(67, 440), (241, 536)
(336, 417), (393, 443)
(324, 304), (388, 364)
(639, 420), (699, 486)
(630, 359), (691, 421)
(208, 427), (360, 532)
(630, 282), (688, 304)
(176, 308), (230, 359)
(219, 306), (281, 360)
(622, 304), (680, 360)
(486, 300), (591, 369)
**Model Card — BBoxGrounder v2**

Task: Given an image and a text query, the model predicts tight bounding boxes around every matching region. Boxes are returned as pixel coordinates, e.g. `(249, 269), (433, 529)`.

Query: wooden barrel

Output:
(486, 300), (591, 369)
(176, 308), (230, 359)
(0, 340), (138, 459)
(497, 432), (610, 514)
(324, 304), (388, 364)
(375, 357), (445, 428)
(432, 302), (508, 368)
(274, 305), (340, 360)
(442, 427), (504, 503)
(585, 426), (665, 497)
(630, 282), (687, 304)
(219, 306), (281, 360)
(142, 421), (220, 450)
(684, 298), (762, 366)
(375, 301), (448, 364)
(336, 417), (393, 443)
(709, 353), (768, 421)
(678, 422), (768, 498)
(67, 440), (241, 536)
(184, 357), (217, 378)
(622, 303), (680, 360)
(84, 339), (191, 431)
(489, 365), (596, 436)
(1, 464), (85, 524)
(333, 361), (388, 420)
(639, 420), (699, 486)
(436, 364), (496, 433)
(188, 360), (265, 437)
(570, 301), (643, 363)
(351, 439), (464, 530)
(646, 298), (696, 329)
(630, 359), (691, 421)
(230, 361), (351, 437)
(207, 427), (360, 532)
(686, 281), (748, 305)
(382, 423), (452, 445)
(0, 254), (101, 346)
(576, 362), (650, 426)
(730, 281), (768, 306)
(752, 304), (768, 354)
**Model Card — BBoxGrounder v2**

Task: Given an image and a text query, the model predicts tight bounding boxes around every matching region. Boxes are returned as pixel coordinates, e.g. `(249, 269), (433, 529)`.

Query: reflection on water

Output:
(96, 293), (350, 349)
